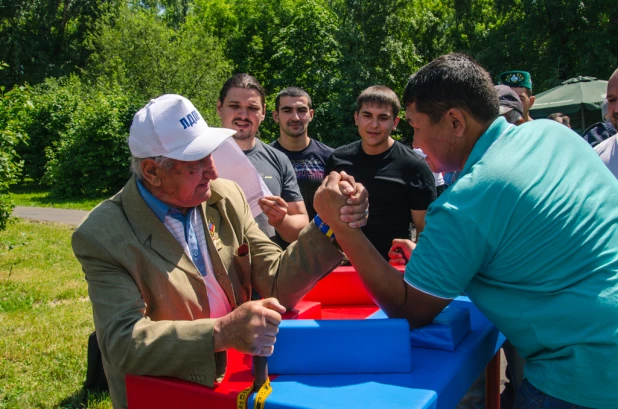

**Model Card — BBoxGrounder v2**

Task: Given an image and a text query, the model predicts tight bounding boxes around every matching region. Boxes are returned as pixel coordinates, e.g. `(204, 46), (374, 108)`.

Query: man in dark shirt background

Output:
(270, 87), (334, 220)
(326, 85), (436, 260)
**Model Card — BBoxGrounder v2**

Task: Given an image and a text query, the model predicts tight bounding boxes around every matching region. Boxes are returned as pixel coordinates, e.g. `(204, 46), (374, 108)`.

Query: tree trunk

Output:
(53, 0), (71, 57)
(58, 0), (71, 39)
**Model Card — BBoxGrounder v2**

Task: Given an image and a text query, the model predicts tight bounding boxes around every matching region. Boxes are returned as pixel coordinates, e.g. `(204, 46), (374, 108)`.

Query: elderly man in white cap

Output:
(72, 94), (369, 409)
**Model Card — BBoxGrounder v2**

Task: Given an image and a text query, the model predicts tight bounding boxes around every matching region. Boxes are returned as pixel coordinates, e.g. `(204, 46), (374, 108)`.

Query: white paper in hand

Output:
(212, 138), (272, 217)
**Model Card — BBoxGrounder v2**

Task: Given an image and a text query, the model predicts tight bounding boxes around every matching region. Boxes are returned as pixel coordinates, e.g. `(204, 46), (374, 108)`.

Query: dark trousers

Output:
(514, 379), (592, 409)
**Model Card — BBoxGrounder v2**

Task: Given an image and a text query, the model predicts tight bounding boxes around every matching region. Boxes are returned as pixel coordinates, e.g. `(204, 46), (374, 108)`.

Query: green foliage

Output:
(9, 75), (137, 199)
(190, 0), (426, 144)
(0, 80), (31, 230)
(257, 0), (345, 143)
(132, 0), (193, 28)
(44, 83), (140, 198)
(17, 75), (84, 182)
(2, 0), (617, 199)
(325, 0), (425, 145)
(0, 0), (124, 89)
(85, 8), (232, 124)
(468, 0), (618, 91)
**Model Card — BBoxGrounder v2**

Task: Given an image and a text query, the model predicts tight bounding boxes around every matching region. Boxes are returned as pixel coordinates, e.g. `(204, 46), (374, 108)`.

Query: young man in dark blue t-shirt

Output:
(270, 87), (334, 220)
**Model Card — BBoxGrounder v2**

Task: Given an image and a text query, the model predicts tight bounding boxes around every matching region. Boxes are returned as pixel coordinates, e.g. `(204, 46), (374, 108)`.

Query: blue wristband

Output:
(313, 214), (335, 240)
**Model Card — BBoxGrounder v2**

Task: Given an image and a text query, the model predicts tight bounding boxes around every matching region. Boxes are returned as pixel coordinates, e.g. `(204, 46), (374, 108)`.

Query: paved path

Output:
(12, 206), (89, 226)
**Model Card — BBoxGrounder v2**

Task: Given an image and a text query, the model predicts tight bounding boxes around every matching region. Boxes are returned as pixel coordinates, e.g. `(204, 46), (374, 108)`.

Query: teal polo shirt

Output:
(405, 116), (618, 407)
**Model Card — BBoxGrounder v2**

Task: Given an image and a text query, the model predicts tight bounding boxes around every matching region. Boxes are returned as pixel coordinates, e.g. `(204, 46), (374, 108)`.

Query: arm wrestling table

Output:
(126, 266), (504, 409)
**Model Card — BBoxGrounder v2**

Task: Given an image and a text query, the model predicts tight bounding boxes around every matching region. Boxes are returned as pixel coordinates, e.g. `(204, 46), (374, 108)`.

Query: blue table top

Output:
(251, 297), (504, 409)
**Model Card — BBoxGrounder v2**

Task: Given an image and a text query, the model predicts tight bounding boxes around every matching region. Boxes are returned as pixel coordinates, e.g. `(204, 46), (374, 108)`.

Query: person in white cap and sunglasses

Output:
(72, 94), (369, 409)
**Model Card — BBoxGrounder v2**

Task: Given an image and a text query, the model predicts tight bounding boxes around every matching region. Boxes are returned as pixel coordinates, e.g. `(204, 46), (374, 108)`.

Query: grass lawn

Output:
(0, 219), (112, 408)
(9, 184), (106, 211)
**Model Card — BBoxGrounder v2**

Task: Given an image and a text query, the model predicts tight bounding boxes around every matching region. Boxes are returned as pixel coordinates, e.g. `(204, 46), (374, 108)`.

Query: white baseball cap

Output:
(129, 94), (236, 161)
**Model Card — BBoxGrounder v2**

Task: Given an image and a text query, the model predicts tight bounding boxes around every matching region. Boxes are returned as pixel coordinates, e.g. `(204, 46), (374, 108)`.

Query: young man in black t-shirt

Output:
(270, 87), (334, 220)
(325, 85), (436, 260)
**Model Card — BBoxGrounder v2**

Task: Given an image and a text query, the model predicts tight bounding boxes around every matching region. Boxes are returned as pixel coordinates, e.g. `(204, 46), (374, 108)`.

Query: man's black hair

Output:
(218, 73), (266, 106)
(356, 85), (401, 117)
(275, 87), (312, 111)
(403, 53), (499, 125)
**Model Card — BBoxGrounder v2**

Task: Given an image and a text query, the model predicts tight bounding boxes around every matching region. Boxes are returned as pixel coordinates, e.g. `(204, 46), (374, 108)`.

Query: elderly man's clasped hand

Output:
(213, 298), (286, 356)
(314, 171), (369, 232)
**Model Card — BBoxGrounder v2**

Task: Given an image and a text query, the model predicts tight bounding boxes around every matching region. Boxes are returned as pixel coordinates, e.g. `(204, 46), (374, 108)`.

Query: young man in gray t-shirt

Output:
(216, 74), (308, 247)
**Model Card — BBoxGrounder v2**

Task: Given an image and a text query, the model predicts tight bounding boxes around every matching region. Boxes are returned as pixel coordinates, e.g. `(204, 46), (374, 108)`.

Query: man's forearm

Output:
(274, 213), (310, 243)
(333, 230), (447, 328)
(333, 229), (409, 318)
(411, 210), (427, 242)
(268, 222), (343, 309)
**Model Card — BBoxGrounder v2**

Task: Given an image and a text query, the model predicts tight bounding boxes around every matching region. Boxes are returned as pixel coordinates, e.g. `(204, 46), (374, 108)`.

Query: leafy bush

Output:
(85, 8), (232, 125)
(0, 78), (31, 230)
(44, 84), (141, 198)
(17, 75), (84, 182)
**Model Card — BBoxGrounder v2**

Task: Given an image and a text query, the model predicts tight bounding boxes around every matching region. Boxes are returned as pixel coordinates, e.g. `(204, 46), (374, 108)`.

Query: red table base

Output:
(127, 265), (502, 409)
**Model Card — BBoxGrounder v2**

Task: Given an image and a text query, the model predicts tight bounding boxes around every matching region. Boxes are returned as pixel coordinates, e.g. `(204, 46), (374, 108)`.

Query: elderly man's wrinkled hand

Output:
(213, 298), (286, 356)
(259, 195), (288, 227)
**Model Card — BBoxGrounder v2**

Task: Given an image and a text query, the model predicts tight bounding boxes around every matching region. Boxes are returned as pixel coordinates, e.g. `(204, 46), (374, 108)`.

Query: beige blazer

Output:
(72, 176), (343, 409)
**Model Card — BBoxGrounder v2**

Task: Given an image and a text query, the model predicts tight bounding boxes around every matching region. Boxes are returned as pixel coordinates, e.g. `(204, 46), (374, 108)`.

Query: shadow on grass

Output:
(9, 182), (106, 211)
(57, 387), (111, 409)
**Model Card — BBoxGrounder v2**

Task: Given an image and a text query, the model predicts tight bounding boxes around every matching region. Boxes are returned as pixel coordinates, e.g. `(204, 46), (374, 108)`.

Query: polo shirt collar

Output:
(135, 179), (170, 222)
(460, 116), (512, 177)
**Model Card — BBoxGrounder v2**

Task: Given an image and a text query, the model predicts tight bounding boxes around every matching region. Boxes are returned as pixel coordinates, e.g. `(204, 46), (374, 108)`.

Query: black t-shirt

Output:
(326, 140), (436, 259)
(270, 138), (334, 219)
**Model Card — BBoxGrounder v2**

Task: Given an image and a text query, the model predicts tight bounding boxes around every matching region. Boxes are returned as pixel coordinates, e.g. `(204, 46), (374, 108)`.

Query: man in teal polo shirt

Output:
(314, 53), (618, 408)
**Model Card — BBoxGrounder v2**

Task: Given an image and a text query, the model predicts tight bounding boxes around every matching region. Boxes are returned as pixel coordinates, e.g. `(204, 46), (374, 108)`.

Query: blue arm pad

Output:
(409, 307), (471, 351)
(368, 307), (471, 351)
(267, 319), (412, 374)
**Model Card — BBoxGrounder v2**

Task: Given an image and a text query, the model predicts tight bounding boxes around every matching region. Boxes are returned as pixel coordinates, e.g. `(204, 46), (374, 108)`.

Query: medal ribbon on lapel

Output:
(208, 221), (223, 251)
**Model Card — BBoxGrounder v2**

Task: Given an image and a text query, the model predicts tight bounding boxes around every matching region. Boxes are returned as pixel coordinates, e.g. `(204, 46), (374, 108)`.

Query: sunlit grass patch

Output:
(0, 219), (112, 408)
(10, 183), (105, 211)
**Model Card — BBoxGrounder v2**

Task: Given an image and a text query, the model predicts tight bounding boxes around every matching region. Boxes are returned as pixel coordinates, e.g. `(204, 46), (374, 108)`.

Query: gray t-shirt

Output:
(595, 133), (618, 179)
(244, 140), (303, 246)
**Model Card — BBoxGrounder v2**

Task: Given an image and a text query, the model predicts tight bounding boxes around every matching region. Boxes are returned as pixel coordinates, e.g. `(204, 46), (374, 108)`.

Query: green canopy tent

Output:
(529, 76), (607, 134)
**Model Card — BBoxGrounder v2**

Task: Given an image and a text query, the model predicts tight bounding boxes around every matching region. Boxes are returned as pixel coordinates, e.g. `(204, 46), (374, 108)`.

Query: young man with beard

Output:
(216, 74), (308, 247)
(325, 85), (436, 260)
(270, 87), (334, 220)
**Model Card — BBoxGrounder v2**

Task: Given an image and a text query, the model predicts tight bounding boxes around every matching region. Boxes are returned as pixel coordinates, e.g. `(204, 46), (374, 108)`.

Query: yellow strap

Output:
(253, 378), (273, 409)
(237, 383), (254, 409)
